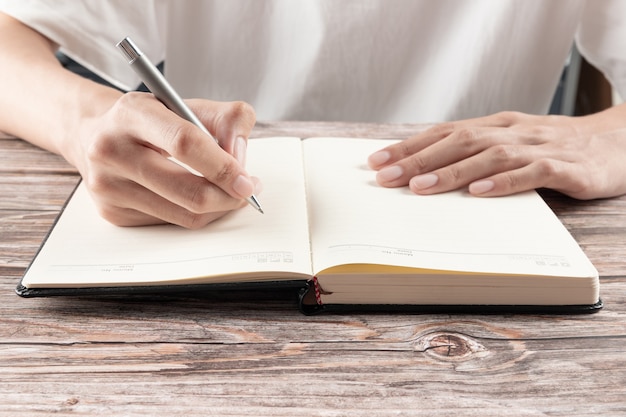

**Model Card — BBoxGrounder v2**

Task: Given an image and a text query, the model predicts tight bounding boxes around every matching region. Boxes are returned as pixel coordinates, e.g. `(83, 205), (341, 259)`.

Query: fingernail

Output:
(377, 165), (403, 182)
(469, 179), (495, 195)
(252, 177), (263, 194)
(368, 150), (391, 167)
(410, 173), (439, 190)
(233, 175), (254, 198)
(234, 136), (247, 165)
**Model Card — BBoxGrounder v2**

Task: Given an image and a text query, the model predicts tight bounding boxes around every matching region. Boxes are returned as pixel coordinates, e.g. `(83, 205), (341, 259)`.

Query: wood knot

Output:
(63, 397), (80, 406)
(415, 332), (486, 361)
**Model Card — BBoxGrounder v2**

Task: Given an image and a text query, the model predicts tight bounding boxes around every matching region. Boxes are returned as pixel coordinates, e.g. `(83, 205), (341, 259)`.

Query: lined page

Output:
(23, 137), (313, 287)
(302, 137), (597, 279)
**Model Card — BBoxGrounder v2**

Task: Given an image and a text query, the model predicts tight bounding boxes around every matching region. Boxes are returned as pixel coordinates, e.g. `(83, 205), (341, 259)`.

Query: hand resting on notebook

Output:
(369, 109), (626, 200)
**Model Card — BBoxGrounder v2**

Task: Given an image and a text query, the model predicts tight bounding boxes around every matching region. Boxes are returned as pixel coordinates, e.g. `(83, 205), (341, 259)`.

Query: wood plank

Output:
(0, 307), (625, 416)
(0, 211), (59, 268)
(1, 271), (626, 414)
(0, 174), (79, 211)
(0, 136), (76, 174)
(251, 120), (429, 139)
(2, 366), (622, 417)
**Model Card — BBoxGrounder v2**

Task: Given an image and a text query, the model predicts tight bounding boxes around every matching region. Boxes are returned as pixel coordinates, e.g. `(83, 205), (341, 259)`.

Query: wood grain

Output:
(1, 123), (625, 416)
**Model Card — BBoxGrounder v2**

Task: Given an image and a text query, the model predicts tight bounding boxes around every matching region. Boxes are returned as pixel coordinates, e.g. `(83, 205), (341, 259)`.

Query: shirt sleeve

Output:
(576, 0), (626, 100)
(0, 0), (165, 91)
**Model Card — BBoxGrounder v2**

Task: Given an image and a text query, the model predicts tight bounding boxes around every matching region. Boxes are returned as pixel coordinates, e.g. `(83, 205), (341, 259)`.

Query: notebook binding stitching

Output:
(312, 276), (323, 306)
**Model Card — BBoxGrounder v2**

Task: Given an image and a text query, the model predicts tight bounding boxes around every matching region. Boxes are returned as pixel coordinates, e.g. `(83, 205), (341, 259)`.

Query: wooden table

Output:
(2, 122), (625, 416)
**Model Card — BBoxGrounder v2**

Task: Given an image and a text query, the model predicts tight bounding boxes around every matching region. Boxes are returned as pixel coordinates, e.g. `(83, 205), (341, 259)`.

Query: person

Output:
(0, 1), (625, 229)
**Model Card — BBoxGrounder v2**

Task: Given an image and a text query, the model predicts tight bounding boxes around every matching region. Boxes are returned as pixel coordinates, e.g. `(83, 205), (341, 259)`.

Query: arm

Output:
(368, 105), (626, 200)
(0, 13), (259, 228)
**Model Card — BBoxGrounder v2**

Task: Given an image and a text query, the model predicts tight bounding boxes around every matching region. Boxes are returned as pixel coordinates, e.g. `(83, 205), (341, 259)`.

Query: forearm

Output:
(0, 13), (122, 163)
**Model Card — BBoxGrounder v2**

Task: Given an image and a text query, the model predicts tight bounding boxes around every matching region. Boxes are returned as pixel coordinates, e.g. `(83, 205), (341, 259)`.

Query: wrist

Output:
(60, 79), (123, 171)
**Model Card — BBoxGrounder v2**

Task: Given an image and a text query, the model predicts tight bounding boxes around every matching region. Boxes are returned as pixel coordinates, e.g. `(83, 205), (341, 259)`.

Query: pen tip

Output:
(247, 195), (264, 214)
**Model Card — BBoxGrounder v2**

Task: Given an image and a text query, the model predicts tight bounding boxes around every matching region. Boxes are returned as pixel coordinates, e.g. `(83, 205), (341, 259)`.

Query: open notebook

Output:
(18, 137), (601, 314)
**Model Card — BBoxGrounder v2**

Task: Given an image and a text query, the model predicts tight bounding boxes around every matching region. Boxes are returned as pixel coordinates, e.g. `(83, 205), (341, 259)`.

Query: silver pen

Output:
(116, 36), (263, 214)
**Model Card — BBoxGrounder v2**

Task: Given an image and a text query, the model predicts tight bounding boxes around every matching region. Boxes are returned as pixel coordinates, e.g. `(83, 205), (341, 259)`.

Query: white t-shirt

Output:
(2, 0), (626, 123)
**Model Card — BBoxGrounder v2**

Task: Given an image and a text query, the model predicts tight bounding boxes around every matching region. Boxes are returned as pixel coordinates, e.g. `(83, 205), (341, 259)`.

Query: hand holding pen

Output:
(56, 39), (260, 228)
(117, 37), (263, 214)
(81, 86), (261, 227)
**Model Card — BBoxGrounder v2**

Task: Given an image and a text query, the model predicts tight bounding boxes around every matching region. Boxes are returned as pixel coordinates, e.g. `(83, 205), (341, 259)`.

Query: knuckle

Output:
(111, 92), (146, 121)
(429, 121), (456, 137)
(406, 154), (429, 172)
(230, 100), (256, 120)
(452, 128), (479, 148)
(524, 125), (550, 141)
(495, 110), (524, 126)
(502, 171), (520, 189)
(489, 144), (516, 163)
(180, 179), (233, 214)
(396, 141), (413, 159)
(186, 183), (211, 213)
(86, 133), (119, 163)
(535, 158), (560, 177)
(535, 158), (591, 193)
(219, 101), (257, 128)
(108, 92), (155, 126)
(213, 159), (238, 184)
(435, 166), (463, 186)
(116, 91), (143, 107)
(163, 123), (196, 158)
(445, 166), (463, 183)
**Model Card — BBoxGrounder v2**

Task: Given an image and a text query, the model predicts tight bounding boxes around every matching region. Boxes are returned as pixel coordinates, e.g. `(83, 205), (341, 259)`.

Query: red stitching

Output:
(312, 276), (323, 306)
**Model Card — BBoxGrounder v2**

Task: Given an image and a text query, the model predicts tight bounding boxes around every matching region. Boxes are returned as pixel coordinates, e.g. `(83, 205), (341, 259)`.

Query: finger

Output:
(90, 138), (250, 215)
(468, 159), (593, 199)
(90, 178), (241, 229)
(407, 143), (530, 195)
(376, 128), (519, 188)
(368, 111), (527, 170)
(368, 124), (454, 170)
